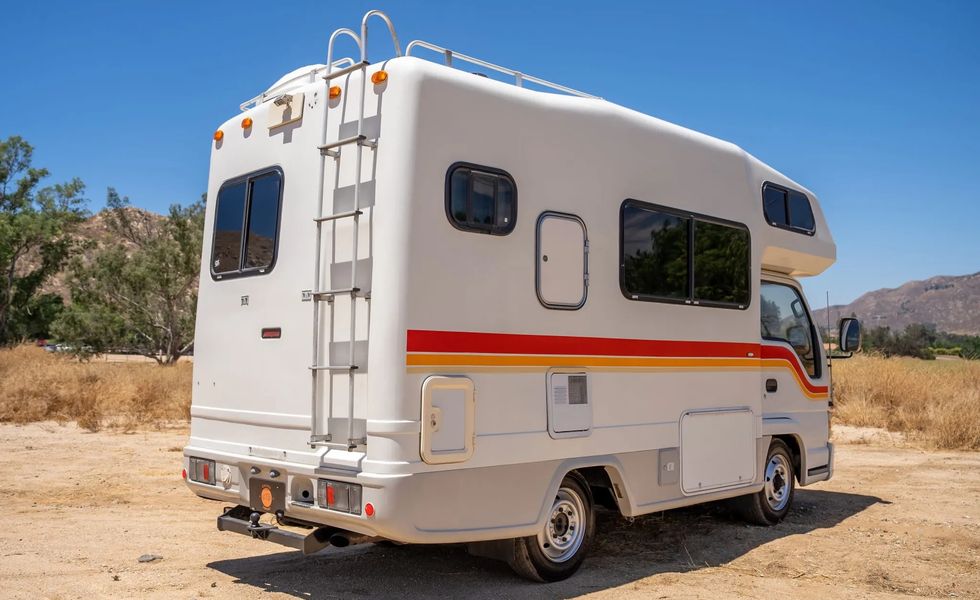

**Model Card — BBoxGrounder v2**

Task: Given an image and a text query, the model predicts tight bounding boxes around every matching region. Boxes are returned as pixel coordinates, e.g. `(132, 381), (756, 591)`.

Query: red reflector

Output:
(202, 463), (210, 481)
(261, 327), (281, 339)
(326, 485), (335, 506)
(181, 468), (187, 480)
(365, 503), (375, 517)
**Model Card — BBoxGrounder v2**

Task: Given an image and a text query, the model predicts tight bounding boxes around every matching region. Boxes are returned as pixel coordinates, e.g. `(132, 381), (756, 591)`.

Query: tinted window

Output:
(763, 185), (786, 227)
(788, 190), (815, 231)
(622, 204), (689, 300)
(761, 282), (820, 378)
(621, 200), (751, 309)
(244, 173), (282, 269)
(445, 164), (517, 235)
(693, 220), (750, 305)
(212, 181), (247, 274)
(762, 182), (815, 234)
(211, 168), (283, 279)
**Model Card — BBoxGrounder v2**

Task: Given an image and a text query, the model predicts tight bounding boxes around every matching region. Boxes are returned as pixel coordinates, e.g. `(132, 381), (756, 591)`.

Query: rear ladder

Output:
(309, 11), (401, 450)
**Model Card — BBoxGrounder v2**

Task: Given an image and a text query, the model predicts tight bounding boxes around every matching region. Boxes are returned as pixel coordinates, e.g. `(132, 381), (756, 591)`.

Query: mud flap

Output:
(467, 538), (518, 562)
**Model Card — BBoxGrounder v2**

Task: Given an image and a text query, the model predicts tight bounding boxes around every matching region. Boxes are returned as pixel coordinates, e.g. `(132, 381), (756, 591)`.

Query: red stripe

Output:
(760, 344), (828, 394)
(407, 329), (759, 359)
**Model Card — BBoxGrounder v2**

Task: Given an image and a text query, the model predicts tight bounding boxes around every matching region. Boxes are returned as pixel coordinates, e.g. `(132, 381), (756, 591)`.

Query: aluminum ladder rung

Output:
(309, 364), (359, 372)
(318, 135), (377, 157)
(314, 209), (362, 223)
(312, 287), (361, 301)
(322, 60), (369, 82)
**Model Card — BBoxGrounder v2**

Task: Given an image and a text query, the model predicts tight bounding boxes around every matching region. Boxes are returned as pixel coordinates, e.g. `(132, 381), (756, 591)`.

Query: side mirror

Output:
(786, 325), (811, 356)
(838, 317), (862, 354)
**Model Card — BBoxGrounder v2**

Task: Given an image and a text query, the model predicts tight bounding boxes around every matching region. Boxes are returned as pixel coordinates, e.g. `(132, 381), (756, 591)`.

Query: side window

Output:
(211, 168), (283, 279)
(760, 282), (820, 378)
(762, 182), (815, 235)
(620, 200), (750, 309)
(445, 163), (516, 235)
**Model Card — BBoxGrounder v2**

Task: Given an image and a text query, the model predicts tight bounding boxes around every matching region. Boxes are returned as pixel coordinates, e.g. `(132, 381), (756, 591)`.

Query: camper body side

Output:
(185, 57), (835, 546)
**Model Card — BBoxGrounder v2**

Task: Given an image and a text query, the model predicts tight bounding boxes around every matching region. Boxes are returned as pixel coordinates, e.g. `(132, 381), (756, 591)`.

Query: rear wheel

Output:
(731, 439), (795, 525)
(509, 472), (595, 582)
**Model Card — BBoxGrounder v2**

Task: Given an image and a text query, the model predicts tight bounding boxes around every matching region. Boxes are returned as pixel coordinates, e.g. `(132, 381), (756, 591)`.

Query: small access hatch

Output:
(420, 376), (475, 464)
(536, 212), (588, 309)
(547, 371), (592, 438)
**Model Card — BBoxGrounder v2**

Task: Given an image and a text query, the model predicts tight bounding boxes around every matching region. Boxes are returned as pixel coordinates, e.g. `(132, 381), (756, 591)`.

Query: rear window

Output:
(211, 168), (283, 279)
(762, 182), (815, 234)
(445, 163), (516, 235)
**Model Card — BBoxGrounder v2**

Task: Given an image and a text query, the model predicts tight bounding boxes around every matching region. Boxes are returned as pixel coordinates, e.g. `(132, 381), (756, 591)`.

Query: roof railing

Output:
(405, 39), (599, 99)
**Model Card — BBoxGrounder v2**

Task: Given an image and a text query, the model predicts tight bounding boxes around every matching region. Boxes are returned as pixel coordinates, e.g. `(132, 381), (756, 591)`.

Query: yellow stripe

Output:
(405, 353), (829, 400)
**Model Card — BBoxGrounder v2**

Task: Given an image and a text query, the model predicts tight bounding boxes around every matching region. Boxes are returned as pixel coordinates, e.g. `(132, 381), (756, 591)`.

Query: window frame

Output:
(444, 161), (518, 236)
(760, 279), (822, 379)
(210, 166), (284, 281)
(761, 181), (816, 236)
(619, 199), (752, 310)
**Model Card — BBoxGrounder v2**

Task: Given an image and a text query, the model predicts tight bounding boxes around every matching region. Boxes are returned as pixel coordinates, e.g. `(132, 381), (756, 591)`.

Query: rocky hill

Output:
(813, 272), (980, 336)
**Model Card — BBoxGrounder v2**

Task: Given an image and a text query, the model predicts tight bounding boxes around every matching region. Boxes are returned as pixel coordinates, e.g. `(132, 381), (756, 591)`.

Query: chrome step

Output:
(322, 60), (369, 82)
(318, 135), (377, 158)
(309, 364), (358, 371)
(314, 209), (362, 223)
(312, 287), (362, 301)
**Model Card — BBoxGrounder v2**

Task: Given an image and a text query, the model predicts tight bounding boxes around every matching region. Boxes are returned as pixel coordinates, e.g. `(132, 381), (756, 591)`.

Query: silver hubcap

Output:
(537, 487), (586, 563)
(764, 453), (792, 512)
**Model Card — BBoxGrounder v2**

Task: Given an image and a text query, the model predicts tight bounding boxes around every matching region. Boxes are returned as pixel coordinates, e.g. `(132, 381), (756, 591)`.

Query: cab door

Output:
(759, 279), (831, 475)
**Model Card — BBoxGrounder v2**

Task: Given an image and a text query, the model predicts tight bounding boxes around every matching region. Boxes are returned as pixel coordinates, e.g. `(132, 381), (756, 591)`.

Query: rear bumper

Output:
(183, 444), (560, 544)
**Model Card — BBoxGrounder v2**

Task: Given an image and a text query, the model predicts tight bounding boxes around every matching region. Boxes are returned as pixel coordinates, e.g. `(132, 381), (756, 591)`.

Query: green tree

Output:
(53, 189), (204, 365)
(0, 136), (87, 344)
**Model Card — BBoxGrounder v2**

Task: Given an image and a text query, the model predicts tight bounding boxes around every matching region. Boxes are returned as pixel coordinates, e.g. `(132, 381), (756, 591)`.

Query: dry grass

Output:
(0, 345), (191, 432)
(2, 346), (978, 450)
(833, 354), (980, 450)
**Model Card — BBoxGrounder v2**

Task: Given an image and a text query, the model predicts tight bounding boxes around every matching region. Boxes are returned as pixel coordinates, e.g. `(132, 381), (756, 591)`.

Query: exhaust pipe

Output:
(328, 532), (376, 548)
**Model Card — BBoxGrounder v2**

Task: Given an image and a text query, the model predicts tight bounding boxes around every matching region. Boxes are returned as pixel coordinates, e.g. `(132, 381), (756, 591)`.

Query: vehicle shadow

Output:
(207, 489), (886, 599)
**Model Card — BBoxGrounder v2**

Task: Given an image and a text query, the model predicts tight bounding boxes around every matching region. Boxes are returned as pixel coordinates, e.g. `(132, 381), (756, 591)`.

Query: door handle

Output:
(765, 379), (778, 393)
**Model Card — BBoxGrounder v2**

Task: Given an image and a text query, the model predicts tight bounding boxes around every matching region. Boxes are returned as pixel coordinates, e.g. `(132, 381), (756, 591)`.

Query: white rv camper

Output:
(184, 10), (863, 581)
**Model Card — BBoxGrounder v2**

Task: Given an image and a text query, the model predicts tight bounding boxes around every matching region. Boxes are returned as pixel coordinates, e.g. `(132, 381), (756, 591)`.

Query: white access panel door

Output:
(421, 376), (475, 464)
(548, 371), (592, 438)
(680, 409), (755, 495)
(536, 213), (588, 309)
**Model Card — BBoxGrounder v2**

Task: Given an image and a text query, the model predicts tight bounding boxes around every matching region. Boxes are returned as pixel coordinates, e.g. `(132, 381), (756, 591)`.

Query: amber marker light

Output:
(329, 85), (342, 99)
(213, 129), (224, 142)
(371, 70), (388, 85)
(241, 117), (253, 129)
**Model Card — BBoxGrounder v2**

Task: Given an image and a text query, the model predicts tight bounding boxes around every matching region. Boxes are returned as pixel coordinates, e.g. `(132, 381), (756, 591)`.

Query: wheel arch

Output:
(535, 457), (635, 527)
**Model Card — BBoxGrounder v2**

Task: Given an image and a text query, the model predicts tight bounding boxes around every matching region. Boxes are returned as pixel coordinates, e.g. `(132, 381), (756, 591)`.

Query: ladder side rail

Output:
(345, 60), (370, 449)
(360, 10), (402, 62)
(311, 29), (363, 444)
(405, 40), (600, 99)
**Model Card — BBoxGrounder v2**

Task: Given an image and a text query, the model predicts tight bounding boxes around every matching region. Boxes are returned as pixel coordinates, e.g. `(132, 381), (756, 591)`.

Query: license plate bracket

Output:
(249, 479), (286, 513)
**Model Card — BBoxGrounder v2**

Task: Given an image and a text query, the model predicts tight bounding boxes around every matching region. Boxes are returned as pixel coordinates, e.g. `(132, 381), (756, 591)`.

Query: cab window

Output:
(760, 282), (820, 378)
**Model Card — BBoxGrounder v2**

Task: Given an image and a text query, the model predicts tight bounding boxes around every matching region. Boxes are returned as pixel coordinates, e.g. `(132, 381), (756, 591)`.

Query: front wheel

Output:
(731, 439), (796, 525)
(509, 472), (595, 582)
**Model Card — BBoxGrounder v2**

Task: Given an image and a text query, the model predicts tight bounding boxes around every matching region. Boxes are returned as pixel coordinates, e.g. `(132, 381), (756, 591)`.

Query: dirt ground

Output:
(2, 423), (978, 600)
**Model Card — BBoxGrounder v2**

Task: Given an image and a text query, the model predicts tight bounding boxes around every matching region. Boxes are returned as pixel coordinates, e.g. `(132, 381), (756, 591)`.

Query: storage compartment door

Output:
(536, 213), (588, 309)
(680, 409), (755, 494)
(420, 376), (475, 464)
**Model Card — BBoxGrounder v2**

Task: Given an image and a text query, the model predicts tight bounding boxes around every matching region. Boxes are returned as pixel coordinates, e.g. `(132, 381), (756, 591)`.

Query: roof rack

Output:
(240, 9), (599, 110)
(405, 40), (599, 99)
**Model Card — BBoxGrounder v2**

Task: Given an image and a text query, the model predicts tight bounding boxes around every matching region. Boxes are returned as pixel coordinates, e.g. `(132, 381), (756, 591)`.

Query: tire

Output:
(731, 439), (796, 526)
(509, 472), (595, 582)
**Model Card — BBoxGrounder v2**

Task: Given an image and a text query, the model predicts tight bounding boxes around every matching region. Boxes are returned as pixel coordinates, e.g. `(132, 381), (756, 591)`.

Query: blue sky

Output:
(2, 0), (978, 305)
